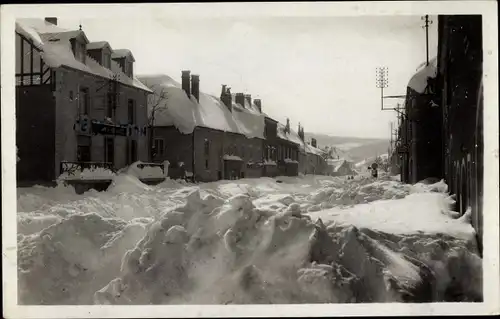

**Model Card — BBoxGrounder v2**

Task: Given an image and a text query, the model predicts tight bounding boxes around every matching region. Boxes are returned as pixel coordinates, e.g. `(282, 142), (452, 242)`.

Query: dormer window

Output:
(126, 60), (133, 78)
(112, 49), (135, 78)
(72, 39), (87, 64)
(87, 41), (113, 69)
(103, 52), (111, 69)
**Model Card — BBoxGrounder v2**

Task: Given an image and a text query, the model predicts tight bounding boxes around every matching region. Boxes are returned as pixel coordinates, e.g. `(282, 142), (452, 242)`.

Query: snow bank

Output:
(17, 183), (81, 213)
(122, 161), (167, 179)
(17, 174), (482, 304)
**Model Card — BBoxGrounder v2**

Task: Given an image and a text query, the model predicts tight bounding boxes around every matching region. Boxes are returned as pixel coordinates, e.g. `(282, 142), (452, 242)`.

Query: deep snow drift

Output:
(17, 174), (482, 304)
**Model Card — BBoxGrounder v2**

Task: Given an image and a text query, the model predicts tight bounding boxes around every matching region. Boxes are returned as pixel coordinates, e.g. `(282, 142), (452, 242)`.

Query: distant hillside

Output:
(305, 132), (390, 163)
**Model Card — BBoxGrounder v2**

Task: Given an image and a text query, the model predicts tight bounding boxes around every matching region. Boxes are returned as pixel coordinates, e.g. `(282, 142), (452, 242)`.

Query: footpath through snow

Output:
(16, 174), (482, 304)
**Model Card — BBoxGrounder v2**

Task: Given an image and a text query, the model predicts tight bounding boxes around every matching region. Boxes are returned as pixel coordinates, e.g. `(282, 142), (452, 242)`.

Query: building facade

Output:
(142, 72), (266, 182)
(16, 18), (151, 185)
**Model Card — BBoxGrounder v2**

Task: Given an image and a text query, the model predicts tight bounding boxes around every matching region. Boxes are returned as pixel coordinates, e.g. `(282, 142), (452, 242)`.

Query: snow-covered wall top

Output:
(15, 19), (152, 93)
(407, 57), (438, 94)
(138, 74), (265, 139)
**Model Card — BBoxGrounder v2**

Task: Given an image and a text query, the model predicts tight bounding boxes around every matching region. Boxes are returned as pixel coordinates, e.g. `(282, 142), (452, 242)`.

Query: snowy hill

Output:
(305, 133), (389, 163)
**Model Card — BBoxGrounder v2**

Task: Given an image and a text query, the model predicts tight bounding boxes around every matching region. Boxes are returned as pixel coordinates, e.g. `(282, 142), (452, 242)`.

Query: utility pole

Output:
(390, 122), (393, 155)
(376, 66), (389, 110)
(421, 15), (433, 66)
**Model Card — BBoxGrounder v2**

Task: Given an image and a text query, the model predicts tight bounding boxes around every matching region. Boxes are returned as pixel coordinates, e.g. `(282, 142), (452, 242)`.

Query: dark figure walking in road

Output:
(370, 163), (379, 178)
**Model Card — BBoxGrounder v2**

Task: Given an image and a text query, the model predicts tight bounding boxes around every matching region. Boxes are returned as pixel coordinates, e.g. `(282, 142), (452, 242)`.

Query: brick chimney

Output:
(254, 99), (262, 112)
(235, 93), (245, 107)
(191, 74), (200, 102)
(45, 17), (58, 25)
(285, 118), (290, 133)
(298, 123), (305, 141)
(311, 138), (317, 148)
(220, 84), (232, 111)
(181, 70), (191, 98)
(244, 94), (252, 106)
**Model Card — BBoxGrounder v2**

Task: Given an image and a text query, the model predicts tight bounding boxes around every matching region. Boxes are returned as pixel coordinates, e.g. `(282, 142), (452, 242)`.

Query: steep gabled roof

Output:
(16, 18), (150, 93)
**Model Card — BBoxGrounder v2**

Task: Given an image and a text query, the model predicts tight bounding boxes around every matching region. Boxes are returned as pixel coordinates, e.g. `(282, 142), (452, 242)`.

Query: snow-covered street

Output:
(17, 174), (482, 305)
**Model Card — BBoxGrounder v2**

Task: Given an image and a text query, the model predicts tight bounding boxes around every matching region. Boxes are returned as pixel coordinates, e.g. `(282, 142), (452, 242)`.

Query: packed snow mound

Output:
(121, 161), (168, 179)
(17, 174), (482, 304)
(17, 183), (81, 213)
(18, 213), (147, 304)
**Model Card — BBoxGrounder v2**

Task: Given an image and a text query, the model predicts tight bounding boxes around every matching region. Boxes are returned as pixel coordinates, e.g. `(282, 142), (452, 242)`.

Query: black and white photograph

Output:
(1, 1), (499, 317)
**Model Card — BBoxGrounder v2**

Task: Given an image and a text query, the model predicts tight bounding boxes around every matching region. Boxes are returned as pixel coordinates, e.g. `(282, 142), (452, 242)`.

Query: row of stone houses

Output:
(15, 17), (151, 185)
(138, 72), (330, 182)
(15, 17), (330, 185)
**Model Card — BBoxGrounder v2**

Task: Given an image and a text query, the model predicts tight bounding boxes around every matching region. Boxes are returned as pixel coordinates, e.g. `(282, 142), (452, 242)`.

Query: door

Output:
(105, 137), (114, 165)
(130, 139), (137, 164)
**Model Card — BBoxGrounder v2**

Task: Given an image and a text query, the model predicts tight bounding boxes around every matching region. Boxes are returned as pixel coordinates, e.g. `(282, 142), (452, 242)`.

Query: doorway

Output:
(105, 137), (114, 165)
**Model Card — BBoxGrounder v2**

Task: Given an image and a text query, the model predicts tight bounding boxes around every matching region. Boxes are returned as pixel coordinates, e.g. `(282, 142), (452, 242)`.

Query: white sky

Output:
(55, 14), (437, 139)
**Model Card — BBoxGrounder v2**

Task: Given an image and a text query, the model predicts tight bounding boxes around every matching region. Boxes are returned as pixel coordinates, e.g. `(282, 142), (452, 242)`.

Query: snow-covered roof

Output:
(407, 57), (438, 93)
(112, 49), (135, 62)
(223, 155), (243, 161)
(87, 41), (111, 50)
(231, 100), (265, 139)
(138, 74), (265, 139)
(305, 144), (325, 156)
(15, 19), (151, 93)
(277, 123), (305, 149)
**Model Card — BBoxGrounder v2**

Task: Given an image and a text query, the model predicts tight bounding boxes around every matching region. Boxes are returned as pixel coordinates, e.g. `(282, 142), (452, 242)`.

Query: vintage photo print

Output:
(1, 1), (499, 317)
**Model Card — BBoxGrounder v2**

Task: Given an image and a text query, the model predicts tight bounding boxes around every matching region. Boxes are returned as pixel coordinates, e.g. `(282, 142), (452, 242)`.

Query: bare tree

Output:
(144, 81), (169, 162)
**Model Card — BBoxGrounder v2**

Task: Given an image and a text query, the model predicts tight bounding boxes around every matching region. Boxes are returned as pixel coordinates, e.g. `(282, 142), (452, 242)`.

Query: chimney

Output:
(181, 70), (191, 97)
(245, 94), (252, 106)
(254, 99), (262, 112)
(191, 74), (200, 102)
(285, 118), (290, 133)
(298, 123), (305, 141)
(311, 138), (317, 148)
(235, 93), (245, 107)
(221, 85), (232, 111)
(45, 17), (58, 25)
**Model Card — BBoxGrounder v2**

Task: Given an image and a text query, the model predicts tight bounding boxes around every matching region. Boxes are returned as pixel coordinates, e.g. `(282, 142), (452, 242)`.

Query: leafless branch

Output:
(144, 82), (169, 127)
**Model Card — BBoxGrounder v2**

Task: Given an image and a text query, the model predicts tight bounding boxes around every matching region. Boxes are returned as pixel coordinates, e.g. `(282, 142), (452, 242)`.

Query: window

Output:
(77, 135), (91, 162)
(154, 138), (165, 157)
(103, 52), (111, 69)
(127, 99), (136, 124)
(72, 40), (86, 63)
(106, 92), (114, 118)
(105, 137), (114, 165)
(205, 159), (209, 169)
(79, 87), (90, 115)
(127, 61), (133, 77)
(204, 139), (210, 156)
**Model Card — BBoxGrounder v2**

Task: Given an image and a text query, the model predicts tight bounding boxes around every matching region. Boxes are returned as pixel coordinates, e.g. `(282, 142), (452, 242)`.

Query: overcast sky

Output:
(56, 13), (437, 139)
